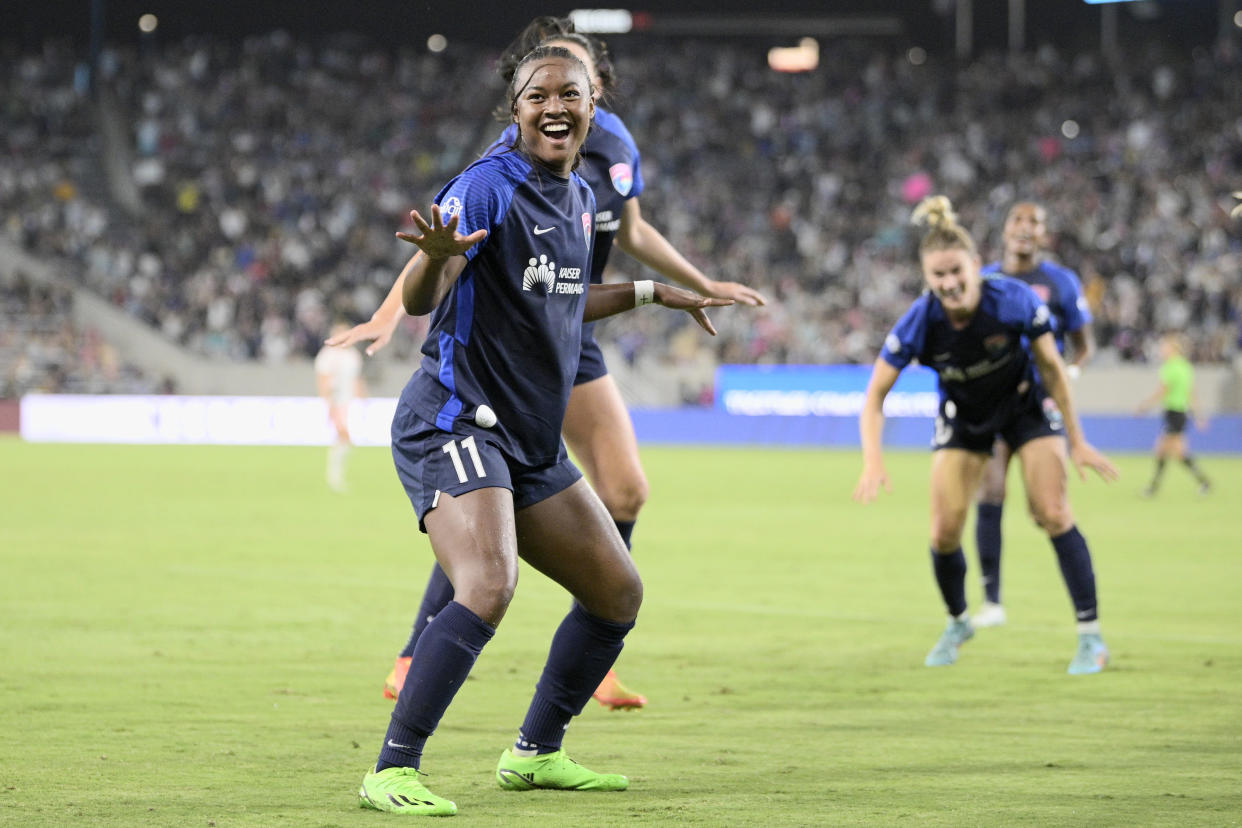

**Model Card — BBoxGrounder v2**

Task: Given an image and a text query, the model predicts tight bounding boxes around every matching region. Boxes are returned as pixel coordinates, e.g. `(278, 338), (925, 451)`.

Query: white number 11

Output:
(441, 435), (487, 483)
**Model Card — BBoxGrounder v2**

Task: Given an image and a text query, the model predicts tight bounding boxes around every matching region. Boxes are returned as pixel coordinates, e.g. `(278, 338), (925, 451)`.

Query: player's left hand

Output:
(654, 283), (734, 335)
(1069, 441), (1119, 483)
(703, 280), (767, 307)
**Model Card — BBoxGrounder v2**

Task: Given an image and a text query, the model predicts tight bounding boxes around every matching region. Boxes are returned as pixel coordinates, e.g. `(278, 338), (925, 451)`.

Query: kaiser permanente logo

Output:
(522, 254), (584, 295)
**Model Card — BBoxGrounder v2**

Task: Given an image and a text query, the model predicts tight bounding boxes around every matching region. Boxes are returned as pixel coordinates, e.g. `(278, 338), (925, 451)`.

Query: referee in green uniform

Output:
(1137, 333), (1212, 496)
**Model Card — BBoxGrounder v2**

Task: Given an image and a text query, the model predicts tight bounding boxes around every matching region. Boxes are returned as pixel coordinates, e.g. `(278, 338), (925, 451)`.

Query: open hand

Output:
(396, 204), (487, 259)
(654, 283), (734, 335)
(1070, 441), (1119, 483)
(704, 280), (767, 307)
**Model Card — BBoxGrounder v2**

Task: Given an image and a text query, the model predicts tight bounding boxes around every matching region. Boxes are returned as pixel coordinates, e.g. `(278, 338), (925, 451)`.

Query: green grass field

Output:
(1, 438), (1239, 827)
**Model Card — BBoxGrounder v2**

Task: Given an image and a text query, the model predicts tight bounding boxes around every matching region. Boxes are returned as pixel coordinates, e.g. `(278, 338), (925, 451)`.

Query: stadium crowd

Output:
(0, 269), (164, 396)
(2, 31), (1240, 393)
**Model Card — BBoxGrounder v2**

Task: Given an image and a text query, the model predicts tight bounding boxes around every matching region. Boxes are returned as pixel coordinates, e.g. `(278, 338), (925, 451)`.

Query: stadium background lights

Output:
(1061, 119), (1081, 139)
(427, 34), (447, 53)
(768, 38), (819, 73)
(907, 46), (927, 65)
(569, 9), (634, 34)
(1235, 10), (1242, 28)
(137, 13), (158, 33)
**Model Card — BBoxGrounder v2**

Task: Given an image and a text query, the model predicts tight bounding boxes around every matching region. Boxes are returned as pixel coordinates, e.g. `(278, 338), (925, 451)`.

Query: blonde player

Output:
(315, 321), (365, 492)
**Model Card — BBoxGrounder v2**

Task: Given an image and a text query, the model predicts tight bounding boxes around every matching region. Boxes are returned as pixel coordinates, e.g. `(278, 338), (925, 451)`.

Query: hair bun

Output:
(911, 195), (958, 229)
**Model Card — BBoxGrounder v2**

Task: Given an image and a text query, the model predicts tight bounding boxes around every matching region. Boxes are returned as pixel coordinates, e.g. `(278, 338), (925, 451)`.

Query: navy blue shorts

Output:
(391, 409), (583, 533)
(1162, 410), (1188, 434)
(574, 323), (609, 386)
(932, 393), (1063, 455)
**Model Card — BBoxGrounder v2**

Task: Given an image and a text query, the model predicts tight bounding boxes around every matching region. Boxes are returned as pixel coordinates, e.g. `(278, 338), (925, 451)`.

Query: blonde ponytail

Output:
(912, 194), (977, 257)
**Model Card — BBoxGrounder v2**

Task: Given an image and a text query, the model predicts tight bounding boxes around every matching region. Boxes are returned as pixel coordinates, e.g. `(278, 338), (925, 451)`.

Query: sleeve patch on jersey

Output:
(581, 211), (592, 243)
(609, 163), (633, 196)
(441, 196), (463, 219)
(885, 333), (902, 354)
(1032, 304), (1050, 328)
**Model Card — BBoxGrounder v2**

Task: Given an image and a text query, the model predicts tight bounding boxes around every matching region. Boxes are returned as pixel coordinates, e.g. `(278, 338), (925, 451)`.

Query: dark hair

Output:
(494, 16), (616, 120)
(504, 45), (593, 173)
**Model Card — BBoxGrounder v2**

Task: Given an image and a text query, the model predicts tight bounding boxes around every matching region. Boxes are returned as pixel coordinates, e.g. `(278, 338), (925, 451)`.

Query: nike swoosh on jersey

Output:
(533, 226), (555, 235)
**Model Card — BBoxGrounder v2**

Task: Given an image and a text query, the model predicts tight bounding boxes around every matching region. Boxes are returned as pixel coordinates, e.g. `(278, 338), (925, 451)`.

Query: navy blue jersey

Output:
(495, 106), (643, 285)
(401, 151), (597, 466)
(981, 260), (1090, 353)
(882, 278), (1054, 432)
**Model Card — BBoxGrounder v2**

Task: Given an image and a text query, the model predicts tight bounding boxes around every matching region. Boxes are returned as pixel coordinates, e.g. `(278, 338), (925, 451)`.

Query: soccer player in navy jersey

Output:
(356, 47), (731, 815)
(972, 202), (1094, 628)
(329, 17), (766, 710)
(852, 196), (1117, 675)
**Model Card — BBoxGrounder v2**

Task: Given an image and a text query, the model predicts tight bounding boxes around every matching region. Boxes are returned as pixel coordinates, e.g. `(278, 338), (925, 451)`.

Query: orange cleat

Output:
(383, 656), (411, 701)
(592, 669), (647, 711)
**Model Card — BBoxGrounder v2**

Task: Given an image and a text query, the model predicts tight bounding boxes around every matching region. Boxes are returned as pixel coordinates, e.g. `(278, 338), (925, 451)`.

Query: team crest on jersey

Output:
(609, 163), (633, 196)
(440, 196), (463, 219)
(984, 332), (1010, 355)
(1030, 284), (1051, 302)
(581, 211), (592, 243)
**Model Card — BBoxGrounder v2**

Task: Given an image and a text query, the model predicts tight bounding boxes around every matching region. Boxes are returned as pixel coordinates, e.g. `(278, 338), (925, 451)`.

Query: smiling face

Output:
(511, 54), (594, 177)
(921, 247), (983, 321)
(1002, 202), (1048, 267)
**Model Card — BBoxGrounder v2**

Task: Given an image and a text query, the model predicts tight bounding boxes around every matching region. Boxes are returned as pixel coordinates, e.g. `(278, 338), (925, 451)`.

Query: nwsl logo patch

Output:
(581, 212), (593, 243)
(609, 163), (633, 196)
(440, 196), (463, 219)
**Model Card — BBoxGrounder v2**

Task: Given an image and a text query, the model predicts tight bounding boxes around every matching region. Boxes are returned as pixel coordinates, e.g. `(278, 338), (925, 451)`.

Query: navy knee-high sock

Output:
(399, 564), (456, 658)
(931, 547), (968, 618)
(1051, 526), (1098, 623)
(377, 601), (494, 771)
(516, 604), (634, 754)
(975, 503), (1004, 604)
(613, 519), (636, 550)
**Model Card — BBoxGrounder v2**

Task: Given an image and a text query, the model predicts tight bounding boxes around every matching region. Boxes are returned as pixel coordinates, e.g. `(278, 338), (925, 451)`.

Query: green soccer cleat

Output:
(495, 748), (628, 792)
(1067, 633), (1109, 675)
(924, 617), (974, 667)
(358, 766), (457, 816)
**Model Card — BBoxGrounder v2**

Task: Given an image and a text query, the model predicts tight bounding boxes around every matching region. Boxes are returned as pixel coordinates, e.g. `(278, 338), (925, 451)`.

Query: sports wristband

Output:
(634, 280), (655, 307)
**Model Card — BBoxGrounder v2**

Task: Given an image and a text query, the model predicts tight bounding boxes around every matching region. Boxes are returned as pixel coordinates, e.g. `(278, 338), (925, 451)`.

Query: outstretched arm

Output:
(1031, 333), (1118, 482)
(584, 280), (733, 334)
(853, 358), (900, 503)
(396, 205), (486, 315)
(615, 199), (766, 306)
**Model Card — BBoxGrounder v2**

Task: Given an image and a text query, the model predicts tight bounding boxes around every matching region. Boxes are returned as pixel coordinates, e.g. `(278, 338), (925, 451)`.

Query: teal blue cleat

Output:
(1067, 633), (1109, 675)
(924, 617), (974, 666)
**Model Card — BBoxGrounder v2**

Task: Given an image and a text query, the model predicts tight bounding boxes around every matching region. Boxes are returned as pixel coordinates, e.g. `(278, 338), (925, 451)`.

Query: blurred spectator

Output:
(0, 269), (166, 397)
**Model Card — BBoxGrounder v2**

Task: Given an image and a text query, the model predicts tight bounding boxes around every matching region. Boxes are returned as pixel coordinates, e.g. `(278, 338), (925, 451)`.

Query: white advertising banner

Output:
(19, 395), (399, 446)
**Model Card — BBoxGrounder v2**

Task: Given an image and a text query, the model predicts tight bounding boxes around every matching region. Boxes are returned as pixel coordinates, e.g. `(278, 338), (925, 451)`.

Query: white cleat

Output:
(973, 602), (1007, 628)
